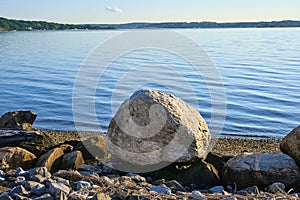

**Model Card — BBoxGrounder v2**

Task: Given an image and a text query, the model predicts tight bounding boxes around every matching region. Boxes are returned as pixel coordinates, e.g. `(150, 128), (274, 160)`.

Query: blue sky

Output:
(1, 0), (300, 24)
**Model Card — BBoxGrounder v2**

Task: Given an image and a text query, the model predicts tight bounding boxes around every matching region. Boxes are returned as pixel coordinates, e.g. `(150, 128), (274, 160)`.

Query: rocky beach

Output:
(0, 90), (300, 200)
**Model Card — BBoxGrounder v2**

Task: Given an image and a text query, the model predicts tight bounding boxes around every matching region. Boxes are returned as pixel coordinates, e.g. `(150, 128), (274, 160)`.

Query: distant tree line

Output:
(112, 20), (300, 29)
(0, 17), (116, 31)
(1, 17), (300, 31)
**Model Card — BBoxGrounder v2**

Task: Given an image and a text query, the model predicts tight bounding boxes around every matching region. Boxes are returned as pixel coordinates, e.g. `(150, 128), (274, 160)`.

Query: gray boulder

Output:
(281, 125), (300, 167)
(107, 89), (211, 167)
(0, 110), (37, 131)
(61, 151), (84, 170)
(223, 153), (300, 189)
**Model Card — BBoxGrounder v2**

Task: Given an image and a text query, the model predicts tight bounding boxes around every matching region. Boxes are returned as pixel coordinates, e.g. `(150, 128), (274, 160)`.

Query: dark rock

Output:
(31, 183), (48, 196)
(55, 191), (68, 200)
(49, 182), (70, 196)
(35, 148), (64, 172)
(59, 144), (73, 153)
(75, 135), (107, 161)
(223, 153), (300, 189)
(28, 167), (51, 178)
(265, 182), (285, 194)
(165, 180), (186, 193)
(33, 194), (53, 200)
(281, 125), (300, 167)
(21, 181), (40, 191)
(0, 110), (37, 130)
(208, 185), (224, 194)
(0, 130), (54, 155)
(16, 167), (28, 177)
(61, 151), (84, 170)
(237, 186), (259, 196)
(9, 185), (28, 197)
(146, 159), (220, 188)
(0, 192), (13, 200)
(76, 181), (91, 190)
(0, 147), (36, 170)
(30, 175), (47, 183)
(125, 173), (146, 183)
(205, 152), (232, 179)
(14, 194), (31, 200)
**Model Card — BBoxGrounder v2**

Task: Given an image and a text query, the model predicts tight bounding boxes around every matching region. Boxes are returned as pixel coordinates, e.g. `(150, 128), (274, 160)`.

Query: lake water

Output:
(1, 28), (300, 138)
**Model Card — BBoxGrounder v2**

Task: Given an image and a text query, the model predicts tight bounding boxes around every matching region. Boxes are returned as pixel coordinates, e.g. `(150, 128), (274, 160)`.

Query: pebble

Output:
(222, 197), (237, 200)
(16, 176), (26, 183)
(33, 193), (54, 200)
(68, 191), (89, 200)
(49, 182), (70, 196)
(29, 167), (51, 178)
(150, 184), (171, 195)
(16, 167), (28, 177)
(208, 185), (224, 194)
(31, 183), (48, 196)
(189, 191), (206, 200)
(265, 182), (285, 194)
(76, 181), (91, 190)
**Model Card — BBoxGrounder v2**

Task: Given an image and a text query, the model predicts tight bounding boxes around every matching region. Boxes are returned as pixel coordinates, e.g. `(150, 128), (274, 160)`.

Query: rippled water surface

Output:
(1, 28), (300, 138)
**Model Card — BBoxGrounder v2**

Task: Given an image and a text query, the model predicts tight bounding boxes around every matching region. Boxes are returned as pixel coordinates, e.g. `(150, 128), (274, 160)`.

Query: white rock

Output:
(150, 184), (171, 195)
(76, 181), (91, 190)
(189, 191), (206, 200)
(49, 182), (70, 196)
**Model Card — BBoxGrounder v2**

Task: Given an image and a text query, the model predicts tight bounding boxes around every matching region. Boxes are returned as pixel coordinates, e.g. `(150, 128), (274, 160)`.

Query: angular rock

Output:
(281, 125), (300, 167)
(208, 185), (224, 194)
(49, 182), (70, 196)
(8, 185), (28, 197)
(31, 183), (47, 195)
(0, 147), (36, 170)
(223, 153), (300, 189)
(188, 191), (206, 200)
(146, 159), (220, 187)
(75, 135), (107, 161)
(28, 167), (50, 178)
(61, 151), (84, 170)
(76, 181), (91, 190)
(150, 184), (171, 195)
(107, 89), (211, 166)
(68, 191), (88, 200)
(21, 181), (40, 191)
(265, 182), (285, 194)
(0, 110), (37, 130)
(33, 194), (53, 200)
(236, 186), (259, 196)
(0, 129), (54, 155)
(0, 192), (12, 200)
(35, 148), (64, 172)
(165, 180), (186, 193)
(90, 193), (111, 200)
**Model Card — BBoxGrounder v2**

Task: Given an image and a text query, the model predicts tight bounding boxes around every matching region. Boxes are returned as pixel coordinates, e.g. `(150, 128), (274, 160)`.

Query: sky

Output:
(1, 0), (300, 24)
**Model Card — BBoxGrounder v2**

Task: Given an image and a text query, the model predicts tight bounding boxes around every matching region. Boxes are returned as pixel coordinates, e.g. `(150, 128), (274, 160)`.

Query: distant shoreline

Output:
(1, 16), (300, 31)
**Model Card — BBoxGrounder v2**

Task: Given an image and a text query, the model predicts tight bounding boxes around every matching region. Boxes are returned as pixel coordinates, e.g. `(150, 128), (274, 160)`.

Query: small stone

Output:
(101, 176), (114, 185)
(265, 182), (285, 194)
(14, 194), (30, 200)
(165, 180), (186, 192)
(150, 184), (171, 195)
(55, 191), (68, 200)
(16, 176), (26, 184)
(76, 181), (91, 190)
(30, 174), (47, 183)
(28, 167), (50, 178)
(16, 167), (28, 177)
(237, 186), (259, 196)
(31, 183), (48, 196)
(9, 185), (28, 197)
(49, 182), (70, 196)
(208, 185), (224, 194)
(68, 191), (88, 200)
(33, 193), (54, 200)
(90, 193), (111, 200)
(152, 179), (165, 186)
(0, 192), (12, 200)
(126, 173), (146, 182)
(22, 181), (40, 191)
(188, 191), (206, 200)
(222, 198), (237, 200)
(53, 177), (70, 186)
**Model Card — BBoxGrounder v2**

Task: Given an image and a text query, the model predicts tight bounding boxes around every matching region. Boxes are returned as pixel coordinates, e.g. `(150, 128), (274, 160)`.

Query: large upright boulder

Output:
(281, 125), (300, 167)
(107, 89), (211, 167)
(0, 110), (37, 131)
(223, 153), (300, 189)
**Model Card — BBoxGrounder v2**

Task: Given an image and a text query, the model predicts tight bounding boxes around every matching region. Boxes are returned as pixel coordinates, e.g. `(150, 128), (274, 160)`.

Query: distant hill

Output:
(90, 20), (300, 29)
(1, 17), (300, 31)
(0, 17), (116, 31)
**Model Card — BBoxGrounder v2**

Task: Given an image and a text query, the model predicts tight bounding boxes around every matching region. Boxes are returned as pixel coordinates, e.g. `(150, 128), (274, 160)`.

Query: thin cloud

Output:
(105, 7), (122, 13)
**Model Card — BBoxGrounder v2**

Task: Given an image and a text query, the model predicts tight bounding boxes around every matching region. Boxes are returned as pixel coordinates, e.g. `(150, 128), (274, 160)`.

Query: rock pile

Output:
(1, 88), (300, 199)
